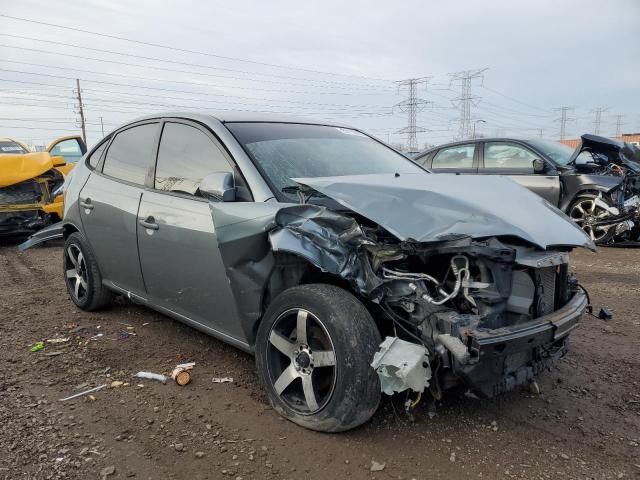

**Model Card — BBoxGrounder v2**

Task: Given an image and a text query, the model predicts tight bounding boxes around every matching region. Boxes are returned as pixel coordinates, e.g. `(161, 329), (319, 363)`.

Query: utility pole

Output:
(614, 114), (625, 138)
(449, 68), (487, 140)
(590, 107), (608, 135)
(393, 77), (432, 151)
(74, 78), (87, 144)
(100, 116), (105, 137)
(537, 128), (544, 138)
(554, 106), (574, 141)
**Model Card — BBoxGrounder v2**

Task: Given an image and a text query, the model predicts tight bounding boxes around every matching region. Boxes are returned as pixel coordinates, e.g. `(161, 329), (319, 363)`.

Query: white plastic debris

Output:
(212, 377), (233, 383)
(370, 336), (431, 395)
(134, 371), (168, 384)
(59, 384), (107, 402)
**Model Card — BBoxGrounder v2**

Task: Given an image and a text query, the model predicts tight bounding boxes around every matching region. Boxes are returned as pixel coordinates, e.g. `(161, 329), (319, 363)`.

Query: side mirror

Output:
(199, 172), (236, 202)
(532, 158), (545, 173)
(51, 155), (67, 167)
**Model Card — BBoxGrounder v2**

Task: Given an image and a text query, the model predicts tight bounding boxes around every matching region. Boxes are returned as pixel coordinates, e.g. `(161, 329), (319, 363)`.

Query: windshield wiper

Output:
(282, 184), (327, 204)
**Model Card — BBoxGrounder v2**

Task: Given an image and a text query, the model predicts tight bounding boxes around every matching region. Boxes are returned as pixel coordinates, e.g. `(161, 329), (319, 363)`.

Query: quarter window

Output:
(432, 144), (475, 169)
(102, 124), (158, 185)
(87, 138), (109, 169)
(155, 122), (232, 196)
(484, 142), (539, 170)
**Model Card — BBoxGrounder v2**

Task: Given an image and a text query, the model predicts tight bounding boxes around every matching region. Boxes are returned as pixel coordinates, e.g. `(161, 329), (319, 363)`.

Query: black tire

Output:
(63, 232), (113, 311)
(567, 194), (617, 245)
(255, 284), (381, 432)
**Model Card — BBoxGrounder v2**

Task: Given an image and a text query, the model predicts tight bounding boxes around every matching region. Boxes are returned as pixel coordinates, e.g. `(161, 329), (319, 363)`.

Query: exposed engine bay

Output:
(267, 203), (586, 399)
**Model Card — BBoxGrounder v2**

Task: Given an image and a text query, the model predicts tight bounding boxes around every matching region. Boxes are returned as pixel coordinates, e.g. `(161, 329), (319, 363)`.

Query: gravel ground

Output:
(0, 240), (639, 479)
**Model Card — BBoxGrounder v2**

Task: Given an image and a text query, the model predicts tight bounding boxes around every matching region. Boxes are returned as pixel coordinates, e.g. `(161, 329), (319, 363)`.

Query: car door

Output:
(137, 120), (246, 343)
(478, 141), (561, 205)
(427, 143), (478, 174)
(47, 136), (87, 175)
(79, 122), (160, 297)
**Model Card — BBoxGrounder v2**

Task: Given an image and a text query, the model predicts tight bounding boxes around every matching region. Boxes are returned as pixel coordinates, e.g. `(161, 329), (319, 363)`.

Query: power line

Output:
(0, 33), (391, 91)
(0, 40), (391, 92)
(393, 77), (432, 151)
(0, 14), (392, 82)
(449, 69), (487, 140)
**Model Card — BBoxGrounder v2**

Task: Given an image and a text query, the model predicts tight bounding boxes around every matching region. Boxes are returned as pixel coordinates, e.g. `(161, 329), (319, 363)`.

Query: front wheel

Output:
(568, 194), (617, 245)
(255, 284), (381, 432)
(63, 232), (113, 311)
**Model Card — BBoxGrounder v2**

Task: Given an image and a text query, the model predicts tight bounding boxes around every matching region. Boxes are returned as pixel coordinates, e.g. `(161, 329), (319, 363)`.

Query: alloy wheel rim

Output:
(266, 308), (337, 415)
(65, 244), (88, 301)
(569, 198), (613, 242)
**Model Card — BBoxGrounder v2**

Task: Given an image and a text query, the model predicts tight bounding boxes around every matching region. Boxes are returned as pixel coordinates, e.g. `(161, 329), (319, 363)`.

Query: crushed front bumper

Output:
(0, 210), (48, 236)
(456, 290), (588, 398)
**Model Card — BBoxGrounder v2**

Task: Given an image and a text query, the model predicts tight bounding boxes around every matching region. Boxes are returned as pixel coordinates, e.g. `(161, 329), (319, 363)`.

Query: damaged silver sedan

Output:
(59, 113), (594, 432)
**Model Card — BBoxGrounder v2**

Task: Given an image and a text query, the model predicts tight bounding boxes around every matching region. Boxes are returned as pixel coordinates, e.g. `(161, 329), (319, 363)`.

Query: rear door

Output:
(137, 120), (245, 342)
(478, 141), (561, 205)
(427, 143), (478, 174)
(79, 122), (160, 297)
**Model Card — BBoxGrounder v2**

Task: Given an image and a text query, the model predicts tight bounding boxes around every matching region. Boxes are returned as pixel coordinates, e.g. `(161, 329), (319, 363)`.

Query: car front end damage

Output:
(0, 153), (66, 236)
(212, 173), (594, 403)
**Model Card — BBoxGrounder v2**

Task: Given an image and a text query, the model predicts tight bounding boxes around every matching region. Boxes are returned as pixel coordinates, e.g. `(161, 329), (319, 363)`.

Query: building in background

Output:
(560, 133), (640, 149)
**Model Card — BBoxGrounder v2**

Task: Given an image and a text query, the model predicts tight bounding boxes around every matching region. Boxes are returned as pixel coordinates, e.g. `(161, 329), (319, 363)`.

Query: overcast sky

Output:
(0, 0), (638, 148)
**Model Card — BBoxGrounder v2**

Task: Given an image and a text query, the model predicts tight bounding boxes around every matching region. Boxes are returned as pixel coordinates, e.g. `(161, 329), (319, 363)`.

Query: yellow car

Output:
(0, 135), (86, 235)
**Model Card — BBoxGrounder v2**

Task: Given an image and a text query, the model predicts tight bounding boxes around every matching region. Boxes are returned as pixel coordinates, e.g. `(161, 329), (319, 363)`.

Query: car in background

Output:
(51, 112), (591, 432)
(414, 135), (640, 245)
(0, 136), (86, 235)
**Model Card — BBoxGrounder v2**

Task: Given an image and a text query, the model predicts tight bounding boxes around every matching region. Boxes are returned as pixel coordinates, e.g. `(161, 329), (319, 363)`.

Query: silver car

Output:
(60, 112), (593, 432)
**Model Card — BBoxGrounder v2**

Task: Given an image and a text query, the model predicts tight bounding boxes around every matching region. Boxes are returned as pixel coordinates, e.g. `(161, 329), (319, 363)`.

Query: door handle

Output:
(79, 198), (94, 210)
(139, 216), (159, 231)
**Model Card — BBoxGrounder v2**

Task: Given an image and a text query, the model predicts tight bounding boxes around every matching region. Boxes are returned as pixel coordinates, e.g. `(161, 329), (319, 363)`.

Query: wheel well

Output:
(62, 223), (79, 239)
(253, 253), (360, 341)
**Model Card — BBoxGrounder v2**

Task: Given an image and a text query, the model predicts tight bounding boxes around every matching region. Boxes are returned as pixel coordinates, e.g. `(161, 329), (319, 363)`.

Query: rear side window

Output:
(102, 124), (158, 185)
(155, 122), (232, 195)
(432, 144), (475, 169)
(87, 138), (109, 169)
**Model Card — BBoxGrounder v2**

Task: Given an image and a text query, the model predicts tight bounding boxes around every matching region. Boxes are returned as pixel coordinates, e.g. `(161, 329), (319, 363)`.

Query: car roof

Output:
(122, 111), (352, 129)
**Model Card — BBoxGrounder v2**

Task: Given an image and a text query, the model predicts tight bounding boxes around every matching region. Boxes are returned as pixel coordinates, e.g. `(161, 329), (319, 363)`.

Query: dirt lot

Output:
(0, 240), (639, 480)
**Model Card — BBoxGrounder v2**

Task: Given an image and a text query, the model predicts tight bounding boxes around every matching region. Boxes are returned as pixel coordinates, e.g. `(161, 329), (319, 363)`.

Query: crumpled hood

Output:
(0, 152), (56, 188)
(294, 173), (595, 251)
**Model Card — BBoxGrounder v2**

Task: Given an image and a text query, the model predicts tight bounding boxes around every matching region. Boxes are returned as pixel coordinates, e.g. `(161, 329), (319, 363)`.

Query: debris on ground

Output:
(171, 362), (195, 386)
(110, 380), (126, 388)
(46, 337), (70, 344)
(59, 384), (107, 402)
(30, 341), (44, 352)
(100, 465), (116, 479)
(370, 460), (386, 471)
(134, 371), (168, 383)
(212, 377), (234, 383)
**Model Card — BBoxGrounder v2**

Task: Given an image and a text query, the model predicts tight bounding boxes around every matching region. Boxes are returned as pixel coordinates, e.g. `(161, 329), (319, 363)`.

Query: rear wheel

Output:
(255, 284), (381, 432)
(568, 194), (617, 245)
(63, 232), (113, 310)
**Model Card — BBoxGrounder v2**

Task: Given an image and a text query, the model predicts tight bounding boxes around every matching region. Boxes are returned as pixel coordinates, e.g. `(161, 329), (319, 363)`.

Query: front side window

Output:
(432, 144), (475, 169)
(155, 123), (231, 195)
(484, 142), (538, 170)
(102, 124), (158, 185)
(226, 123), (424, 201)
(49, 138), (84, 164)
